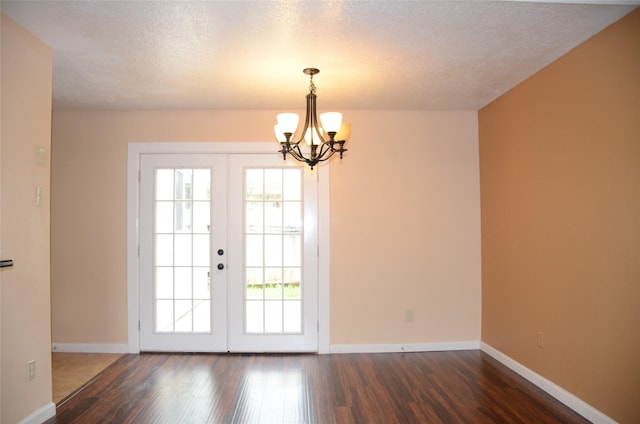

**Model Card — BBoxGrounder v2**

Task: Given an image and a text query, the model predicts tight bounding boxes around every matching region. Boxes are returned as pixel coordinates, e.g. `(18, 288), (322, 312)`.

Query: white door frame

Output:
(127, 142), (331, 353)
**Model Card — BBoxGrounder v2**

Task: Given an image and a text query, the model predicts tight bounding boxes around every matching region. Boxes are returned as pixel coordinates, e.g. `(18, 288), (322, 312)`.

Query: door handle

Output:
(0, 259), (14, 268)
(217, 263), (225, 270)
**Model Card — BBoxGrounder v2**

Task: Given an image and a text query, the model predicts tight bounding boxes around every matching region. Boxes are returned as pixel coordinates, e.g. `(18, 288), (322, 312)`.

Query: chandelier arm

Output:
(320, 145), (347, 162)
(288, 144), (307, 162)
(290, 93), (312, 145)
(309, 96), (328, 145)
(279, 142), (305, 163)
(310, 144), (349, 164)
(291, 91), (329, 146)
(316, 150), (336, 163)
(314, 142), (332, 160)
(310, 91), (329, 145)
(322, 143), (347, 161)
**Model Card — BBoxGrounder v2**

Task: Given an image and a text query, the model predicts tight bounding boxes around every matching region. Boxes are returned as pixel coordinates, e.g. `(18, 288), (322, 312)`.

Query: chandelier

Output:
(274, 68), (350, 170)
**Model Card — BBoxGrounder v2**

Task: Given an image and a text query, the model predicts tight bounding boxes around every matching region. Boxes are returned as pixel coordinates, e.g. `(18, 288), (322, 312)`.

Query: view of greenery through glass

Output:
(246, 282), (301, 299)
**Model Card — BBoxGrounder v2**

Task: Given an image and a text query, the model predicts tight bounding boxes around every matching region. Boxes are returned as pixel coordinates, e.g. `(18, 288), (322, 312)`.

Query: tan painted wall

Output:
(330, 111), (481, 343)
(1, 14), (54, 424)
(479, 9), (640, 423)
(51, 110), (481, 346)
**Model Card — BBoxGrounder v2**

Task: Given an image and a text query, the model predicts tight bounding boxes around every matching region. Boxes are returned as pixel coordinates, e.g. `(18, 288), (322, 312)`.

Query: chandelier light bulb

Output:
(304, 127), (324, 146)
(277, 113), (299, 136)
(274, 124), (288, 143)
(320, 112), (342, 134)
(335, 122), (351, 143)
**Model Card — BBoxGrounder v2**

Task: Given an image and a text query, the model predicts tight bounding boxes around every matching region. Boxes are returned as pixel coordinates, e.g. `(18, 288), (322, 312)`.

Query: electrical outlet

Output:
(405, 309), (414, 322)
(28, 360), (36, 380)
(537, 331), (544, 349)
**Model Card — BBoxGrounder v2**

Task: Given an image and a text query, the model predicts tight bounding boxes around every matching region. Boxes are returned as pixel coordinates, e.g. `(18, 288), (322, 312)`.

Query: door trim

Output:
(127, 142), (331, 353)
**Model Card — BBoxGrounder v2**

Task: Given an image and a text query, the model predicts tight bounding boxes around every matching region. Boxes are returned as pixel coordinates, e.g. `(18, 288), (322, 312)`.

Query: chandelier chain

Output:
(309, 74), (317, 95)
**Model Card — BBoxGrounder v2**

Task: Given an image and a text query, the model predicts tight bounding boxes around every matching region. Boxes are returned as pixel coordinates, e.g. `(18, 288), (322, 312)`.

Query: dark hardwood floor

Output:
(45, 350), (590, 423)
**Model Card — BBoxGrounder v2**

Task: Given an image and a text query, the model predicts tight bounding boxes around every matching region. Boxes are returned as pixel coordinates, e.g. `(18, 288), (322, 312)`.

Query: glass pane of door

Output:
(154, 168), (212, 333)
(244, 168), (303, 334)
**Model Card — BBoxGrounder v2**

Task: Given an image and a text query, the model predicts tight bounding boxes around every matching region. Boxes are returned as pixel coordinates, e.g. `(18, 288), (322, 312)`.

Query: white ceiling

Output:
(1, 1), (637, 111)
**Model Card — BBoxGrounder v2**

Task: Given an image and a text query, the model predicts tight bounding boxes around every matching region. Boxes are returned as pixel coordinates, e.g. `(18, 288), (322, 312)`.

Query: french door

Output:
(139, 153), (318, 352)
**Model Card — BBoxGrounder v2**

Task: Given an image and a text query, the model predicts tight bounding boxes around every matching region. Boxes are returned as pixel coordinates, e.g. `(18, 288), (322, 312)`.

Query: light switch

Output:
(35, 186), (43, 207)
(35, 146), (49, 167)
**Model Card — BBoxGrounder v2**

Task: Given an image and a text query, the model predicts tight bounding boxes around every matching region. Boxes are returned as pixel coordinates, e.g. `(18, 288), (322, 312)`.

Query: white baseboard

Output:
(480, 342), (617, 424)
(330, 340), (480, 354)
(18, 402), (55, 424)
(52, 343), (129, 354)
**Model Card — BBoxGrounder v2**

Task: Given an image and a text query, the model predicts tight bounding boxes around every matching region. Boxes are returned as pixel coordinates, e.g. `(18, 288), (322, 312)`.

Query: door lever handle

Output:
(0, 259), (14, 268)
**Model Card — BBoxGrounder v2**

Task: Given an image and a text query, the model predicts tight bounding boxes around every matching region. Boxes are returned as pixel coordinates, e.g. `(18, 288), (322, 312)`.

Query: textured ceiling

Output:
(1, 1), (637, 111)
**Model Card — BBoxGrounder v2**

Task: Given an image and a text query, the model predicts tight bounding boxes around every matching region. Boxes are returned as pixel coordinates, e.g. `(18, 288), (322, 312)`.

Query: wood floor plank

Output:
(45, 351), (591, 424)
